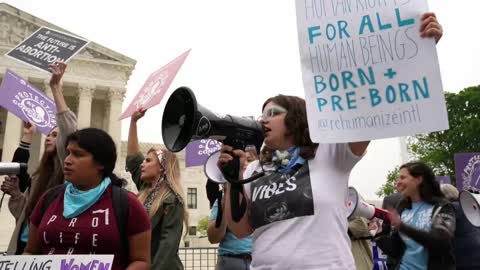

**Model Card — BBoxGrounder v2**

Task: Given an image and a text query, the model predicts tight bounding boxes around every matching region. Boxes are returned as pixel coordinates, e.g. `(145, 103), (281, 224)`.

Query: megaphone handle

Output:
(215, 192), (223, 228)
(0, 192), (5, 210)
(221, 156), (240, 182)
(230, 182), (247, 223)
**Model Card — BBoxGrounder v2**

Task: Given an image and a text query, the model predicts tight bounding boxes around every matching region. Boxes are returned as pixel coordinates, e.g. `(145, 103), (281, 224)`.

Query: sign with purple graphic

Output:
(0, 255), (113, 270)
(0, 69), (57, 135)
(6, 26), (89, 73)
(371, 240), (388, 270)
(185, 139), (222, 167)
(455, 153), (480, 191)
(436, 176), (452, 185)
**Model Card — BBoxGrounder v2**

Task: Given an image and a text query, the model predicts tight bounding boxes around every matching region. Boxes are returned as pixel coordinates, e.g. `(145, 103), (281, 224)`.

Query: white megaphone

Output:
(459, 190), (480, 227)
(204, 150), (227, 184)
(347, 187), (389, 221)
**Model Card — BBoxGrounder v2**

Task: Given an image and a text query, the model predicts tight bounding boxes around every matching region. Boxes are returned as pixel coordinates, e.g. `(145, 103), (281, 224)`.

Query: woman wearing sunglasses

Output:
(219, 12), (443, 269)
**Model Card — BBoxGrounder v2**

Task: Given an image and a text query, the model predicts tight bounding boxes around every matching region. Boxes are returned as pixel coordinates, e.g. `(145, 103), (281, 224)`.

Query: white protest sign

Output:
(0, 255), (113, 270)
(295, 0), (448, 143)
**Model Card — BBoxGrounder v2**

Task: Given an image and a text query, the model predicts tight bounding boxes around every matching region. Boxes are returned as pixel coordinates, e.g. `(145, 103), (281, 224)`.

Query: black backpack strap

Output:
(41, 184), (66, 215)
(112, 185), (129, 267)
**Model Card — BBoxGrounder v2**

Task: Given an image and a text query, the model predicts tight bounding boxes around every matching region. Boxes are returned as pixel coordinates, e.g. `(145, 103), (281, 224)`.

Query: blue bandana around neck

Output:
(276, 146), (305, 173)
(63, 177), (112, 218)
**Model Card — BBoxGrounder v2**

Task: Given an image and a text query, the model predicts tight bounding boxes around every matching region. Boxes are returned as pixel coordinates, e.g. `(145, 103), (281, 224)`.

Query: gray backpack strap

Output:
(41, 184), (67, 215)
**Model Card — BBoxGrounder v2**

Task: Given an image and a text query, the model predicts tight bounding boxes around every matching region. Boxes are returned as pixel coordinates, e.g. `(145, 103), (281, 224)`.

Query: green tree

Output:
(408, 86), (480, 185)
(376, 166), (400, 197)
(197, 216), (210, 236)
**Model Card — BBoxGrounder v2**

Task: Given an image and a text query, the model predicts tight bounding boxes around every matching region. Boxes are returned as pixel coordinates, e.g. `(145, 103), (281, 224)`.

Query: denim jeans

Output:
(216, 255), (251, 270)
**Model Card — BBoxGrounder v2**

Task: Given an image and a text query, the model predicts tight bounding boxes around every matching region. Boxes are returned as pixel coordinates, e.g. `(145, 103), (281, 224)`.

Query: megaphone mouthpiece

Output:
(347, 187), (389, 221)
(0, 162), (28, 175)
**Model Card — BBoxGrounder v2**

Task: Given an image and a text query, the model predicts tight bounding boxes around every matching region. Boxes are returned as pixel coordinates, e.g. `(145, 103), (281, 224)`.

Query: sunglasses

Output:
(259, 105), (287, 122)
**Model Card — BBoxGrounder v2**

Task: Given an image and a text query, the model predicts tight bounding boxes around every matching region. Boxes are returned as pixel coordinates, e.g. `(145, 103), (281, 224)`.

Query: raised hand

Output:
(420, 12), (443, 43)
(48, 61), (67, 90)
(23, 122), (36, 136)
(131, 109), (147, 123)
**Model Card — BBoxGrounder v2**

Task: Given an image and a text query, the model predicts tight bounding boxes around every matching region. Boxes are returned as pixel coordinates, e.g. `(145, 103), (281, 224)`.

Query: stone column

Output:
(107, 89), (125, 163)
(103, 101), (111, 131)
(1, 112), (22, 161)
(77, 84), (95, 129)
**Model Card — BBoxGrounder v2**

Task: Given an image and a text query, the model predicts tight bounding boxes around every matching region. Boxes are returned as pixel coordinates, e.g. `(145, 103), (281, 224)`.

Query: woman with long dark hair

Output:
(25, 128), (152, 270)
(126, 109), (189, 270)
(374, 162), (456, 270)
(3, 62), (77, 255)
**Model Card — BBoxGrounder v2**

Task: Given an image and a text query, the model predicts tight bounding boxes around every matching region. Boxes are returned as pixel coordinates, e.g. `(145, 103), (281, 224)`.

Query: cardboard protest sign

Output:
(6, 26), (89, 73)
(0, 69), (57, 135)
(0, 255), (113, 270)
(119, 49), (191, 119)
(455, 153), (480, 191)
(185, 139), (222, 167)
(295, 0), (448, 143)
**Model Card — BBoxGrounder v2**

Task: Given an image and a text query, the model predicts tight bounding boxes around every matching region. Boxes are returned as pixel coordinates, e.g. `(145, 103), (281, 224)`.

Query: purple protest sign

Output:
(436, 176), (452, 185)
(371, 240), (388, 270)
(185, 139), (222, 167)
(0, 69), (57, 135)
(454, 153), (480, 191)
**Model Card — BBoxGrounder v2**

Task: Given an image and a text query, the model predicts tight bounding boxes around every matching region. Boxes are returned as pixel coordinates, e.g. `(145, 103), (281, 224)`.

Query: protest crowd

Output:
(0, 3), (480, 270)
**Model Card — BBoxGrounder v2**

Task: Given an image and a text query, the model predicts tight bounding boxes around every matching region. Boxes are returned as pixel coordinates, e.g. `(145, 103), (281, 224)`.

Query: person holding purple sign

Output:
(126, 108), (189, 270)
(440, 184), (480, 270)
(3, 62), (77, 255)
(374, 162), (456, 270)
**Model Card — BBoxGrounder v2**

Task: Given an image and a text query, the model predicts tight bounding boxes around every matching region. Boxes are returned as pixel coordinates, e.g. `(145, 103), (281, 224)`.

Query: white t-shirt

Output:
(243, 143), (362, 270)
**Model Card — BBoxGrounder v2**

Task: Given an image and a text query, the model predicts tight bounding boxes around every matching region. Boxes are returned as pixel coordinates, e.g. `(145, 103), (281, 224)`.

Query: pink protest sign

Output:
(119, 49), (191, 119)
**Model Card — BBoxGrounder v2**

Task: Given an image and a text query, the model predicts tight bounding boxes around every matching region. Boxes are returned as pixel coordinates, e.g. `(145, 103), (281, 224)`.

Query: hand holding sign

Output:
(48, 61), (67, 90)
(420, 12), (442, 42)
(23, 121), (37, 135)
(131, 108), (147, 123)
(21, 121), (37, 143)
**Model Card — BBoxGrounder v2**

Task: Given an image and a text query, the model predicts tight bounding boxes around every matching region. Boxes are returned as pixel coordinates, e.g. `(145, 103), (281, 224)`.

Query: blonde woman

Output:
(126, 109), (189, 270)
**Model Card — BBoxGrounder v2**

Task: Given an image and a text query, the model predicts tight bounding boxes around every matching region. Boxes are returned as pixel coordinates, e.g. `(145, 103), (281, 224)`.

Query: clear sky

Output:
(5, 0), (479, 199)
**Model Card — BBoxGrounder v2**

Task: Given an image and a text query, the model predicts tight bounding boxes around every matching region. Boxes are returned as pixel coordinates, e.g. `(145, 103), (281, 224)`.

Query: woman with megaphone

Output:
(373, 162), (456, 270)
(218, 14), (444, 270)
(126, 108), (189, 270)
(218, 94), (370, 269)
